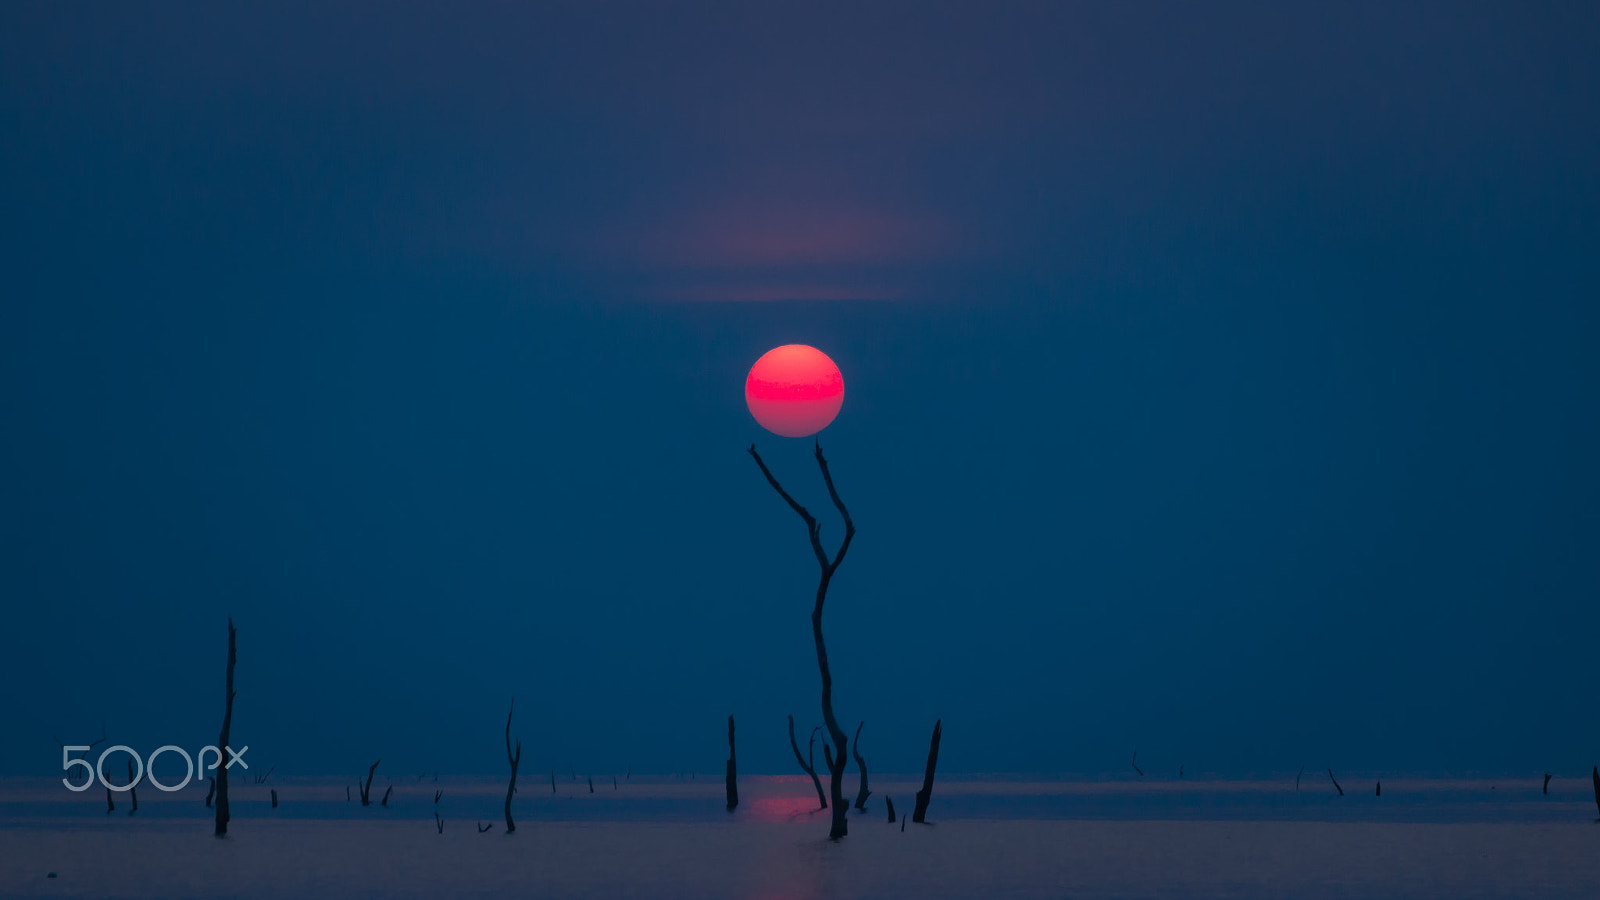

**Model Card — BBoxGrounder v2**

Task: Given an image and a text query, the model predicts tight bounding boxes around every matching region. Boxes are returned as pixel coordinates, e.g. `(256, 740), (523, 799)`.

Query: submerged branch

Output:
(787, 715), (826, 809)
(851, 721), (870, 811)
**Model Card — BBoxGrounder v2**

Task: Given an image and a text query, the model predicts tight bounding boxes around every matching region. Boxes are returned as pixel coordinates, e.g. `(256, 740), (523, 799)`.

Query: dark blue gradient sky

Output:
(3, 2), (1597, 779)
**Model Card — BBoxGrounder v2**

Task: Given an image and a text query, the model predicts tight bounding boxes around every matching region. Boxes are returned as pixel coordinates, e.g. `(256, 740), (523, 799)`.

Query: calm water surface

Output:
(3, 776), (1597, 898)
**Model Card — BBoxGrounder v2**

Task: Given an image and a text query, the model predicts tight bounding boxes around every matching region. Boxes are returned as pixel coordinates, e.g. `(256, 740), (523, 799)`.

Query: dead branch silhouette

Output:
(504, 699), (522, 833)
(750, 442), (857, 839)
(786, 714), (826, 809)
(911, 719), (942, 824)
(851, 721), (871, 811)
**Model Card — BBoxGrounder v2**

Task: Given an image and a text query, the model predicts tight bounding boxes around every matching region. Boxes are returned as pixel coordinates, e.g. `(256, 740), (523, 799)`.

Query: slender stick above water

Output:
(725, 715), (738, 811)
(214, 618), (237, 837)
(851, 721), (871, 811)
(1591, 765), (1599, 819)
(504, 699), (522, 833)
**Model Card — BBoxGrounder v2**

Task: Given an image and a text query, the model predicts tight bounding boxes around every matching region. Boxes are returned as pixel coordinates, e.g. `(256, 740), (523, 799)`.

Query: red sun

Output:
(745, 345), (844, 438)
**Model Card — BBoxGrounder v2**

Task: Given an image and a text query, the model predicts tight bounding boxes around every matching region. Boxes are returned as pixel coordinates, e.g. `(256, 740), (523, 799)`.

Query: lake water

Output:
(3, 775), (1597, 898)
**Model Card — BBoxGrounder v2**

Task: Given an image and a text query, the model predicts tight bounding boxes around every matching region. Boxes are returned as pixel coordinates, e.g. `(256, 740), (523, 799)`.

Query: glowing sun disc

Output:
(745, 345), (844, 438)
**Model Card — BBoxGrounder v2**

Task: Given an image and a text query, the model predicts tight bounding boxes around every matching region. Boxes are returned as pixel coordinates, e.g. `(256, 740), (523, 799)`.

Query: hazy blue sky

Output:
(3, 2), (1597, 780)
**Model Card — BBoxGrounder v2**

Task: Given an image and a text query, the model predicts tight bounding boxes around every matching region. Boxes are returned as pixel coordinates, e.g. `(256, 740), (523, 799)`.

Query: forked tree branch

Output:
(752, 442), (857, 839)
(787, 714), (826, 810)
(748, 445), (827, 569)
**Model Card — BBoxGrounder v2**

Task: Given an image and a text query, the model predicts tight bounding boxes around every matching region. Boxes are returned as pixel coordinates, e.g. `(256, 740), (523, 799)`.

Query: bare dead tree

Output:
(270, 789), (278, 808)
(1375, 782), (1381, 797)
(1543, 773), (1552, 795)
(205, 777), (216, 808)
(253, 764), (276, 785)
(587, 776), (594, 793)
(381, 785), (393, 807)
(725, 715), (738, 811)
(59, 725), (109, 754)
(787, 714), (826, 809)
(435, 811), (444, 834)
(359, 761), (381, 806)
(911, 719), (942, 823)
(1130, 751), (1144, 777)
(1592, 765), (1599, 819)
(885, 795), (896, 823)
(1296, 765), (1305, 791)
(214, 618), (237, 837)
(504, 699), (522, 833)
(52, 726), (107, 792)
(434, 790), (442, 805)
(1327, 768), (1344, 796)
(549, 769), (555, 794)
(127, 758), (138, 815)
(478, 821), (494, 833)
(750, 442), (857, 839)
(851, 721), (870, 811)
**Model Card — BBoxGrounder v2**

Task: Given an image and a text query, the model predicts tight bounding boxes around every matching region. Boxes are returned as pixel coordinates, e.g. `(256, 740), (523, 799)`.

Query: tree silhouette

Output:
(750, 442), (856, 839)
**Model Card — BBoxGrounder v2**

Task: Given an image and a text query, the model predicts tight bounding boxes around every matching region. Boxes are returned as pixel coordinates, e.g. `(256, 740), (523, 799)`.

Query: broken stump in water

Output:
(911, 719), (942, 824)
